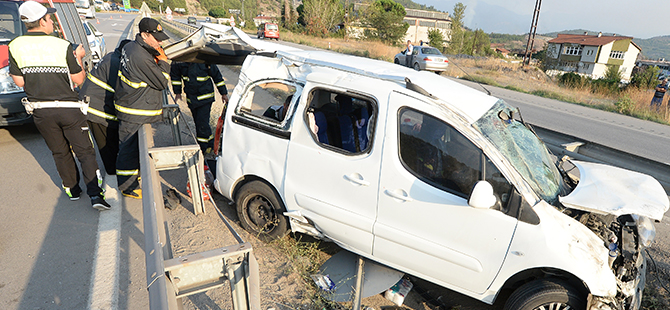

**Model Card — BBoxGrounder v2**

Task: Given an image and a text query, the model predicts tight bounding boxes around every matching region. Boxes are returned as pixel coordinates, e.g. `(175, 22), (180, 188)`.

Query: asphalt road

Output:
(0, 13), (668, 310)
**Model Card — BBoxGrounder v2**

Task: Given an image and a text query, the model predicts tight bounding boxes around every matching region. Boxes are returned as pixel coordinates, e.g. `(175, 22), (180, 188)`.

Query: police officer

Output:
(170, 62), (229, 154)
(79, 39), (131, 176)
(114, 18), (170, 199)
(9, 1), (110, 210)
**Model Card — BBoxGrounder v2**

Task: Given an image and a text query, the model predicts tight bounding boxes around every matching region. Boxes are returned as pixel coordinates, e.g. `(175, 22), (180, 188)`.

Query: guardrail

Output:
(124, 14), (260, 310)
(160, 18), (199, 35)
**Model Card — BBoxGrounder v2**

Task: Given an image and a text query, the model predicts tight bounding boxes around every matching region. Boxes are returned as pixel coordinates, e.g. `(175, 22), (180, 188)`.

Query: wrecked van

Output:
(167, 25), (669, 310)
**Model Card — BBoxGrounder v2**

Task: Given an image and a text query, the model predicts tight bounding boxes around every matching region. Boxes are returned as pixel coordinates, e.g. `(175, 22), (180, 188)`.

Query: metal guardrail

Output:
(160, 18), (199, 35)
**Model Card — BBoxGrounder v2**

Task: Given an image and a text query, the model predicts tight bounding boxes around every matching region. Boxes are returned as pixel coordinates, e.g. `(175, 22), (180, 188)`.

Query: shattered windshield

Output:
(473, 100), (564, 204)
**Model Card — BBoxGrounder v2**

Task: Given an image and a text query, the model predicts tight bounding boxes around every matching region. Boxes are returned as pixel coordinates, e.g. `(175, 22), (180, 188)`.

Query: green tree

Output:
(209, 7), (226, 18)
(427, 28), (443, 50)
(630, 66), (661, 89)
(446, 2), (466, 54)
(303, 0), (342, 36)
(362, 0), (408, 44)
(471, 29), (491, 56)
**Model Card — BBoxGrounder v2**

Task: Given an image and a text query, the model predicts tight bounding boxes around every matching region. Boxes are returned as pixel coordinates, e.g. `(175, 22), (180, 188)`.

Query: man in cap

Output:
(8, 0), (110, 210)
(114, 17), (170, 199)
(651, 77), (668, 111)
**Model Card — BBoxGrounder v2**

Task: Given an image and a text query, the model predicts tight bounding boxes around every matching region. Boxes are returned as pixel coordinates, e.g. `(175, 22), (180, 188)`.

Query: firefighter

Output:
(9, 1), (110, 210)
(170, 62), (229, 155)
(79, 39), (131, 176)
(114, 18), (170, 199)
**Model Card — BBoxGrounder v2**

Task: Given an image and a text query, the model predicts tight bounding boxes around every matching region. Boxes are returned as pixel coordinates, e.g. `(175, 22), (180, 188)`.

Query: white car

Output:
(166, 26), (669, 310)
(82, 20), (106, 63)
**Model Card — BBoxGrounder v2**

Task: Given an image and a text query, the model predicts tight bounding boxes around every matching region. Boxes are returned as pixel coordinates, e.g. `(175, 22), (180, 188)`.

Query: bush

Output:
(209, 7), (226, 18)
(614, 95), (635, 115)
(558, 72), (585, 88)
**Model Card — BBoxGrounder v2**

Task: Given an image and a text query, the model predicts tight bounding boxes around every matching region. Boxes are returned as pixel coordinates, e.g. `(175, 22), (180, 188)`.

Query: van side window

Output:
(236, 81), (297, 125)
(306, 89), (375, 154)
(398, 108), (513, 206)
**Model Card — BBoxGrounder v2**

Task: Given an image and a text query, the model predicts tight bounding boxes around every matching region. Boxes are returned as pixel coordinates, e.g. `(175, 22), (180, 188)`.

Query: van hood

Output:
(558, 161), (669, 220)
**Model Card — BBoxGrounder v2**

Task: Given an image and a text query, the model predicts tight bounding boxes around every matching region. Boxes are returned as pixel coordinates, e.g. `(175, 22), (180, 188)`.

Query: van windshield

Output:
(473, 99), (567, 204)
(0, 2), (25, 42)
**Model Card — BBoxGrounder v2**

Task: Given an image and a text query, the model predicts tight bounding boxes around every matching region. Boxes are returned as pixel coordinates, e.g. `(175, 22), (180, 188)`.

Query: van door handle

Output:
(344, 174), (370, 186)
(384, 189), (413, 202)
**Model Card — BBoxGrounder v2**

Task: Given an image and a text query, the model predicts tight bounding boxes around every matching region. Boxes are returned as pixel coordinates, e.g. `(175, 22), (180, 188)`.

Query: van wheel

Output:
(503, 279), (586, 310)
(413, 63), (421, 71)
(235, 180), (289, 241)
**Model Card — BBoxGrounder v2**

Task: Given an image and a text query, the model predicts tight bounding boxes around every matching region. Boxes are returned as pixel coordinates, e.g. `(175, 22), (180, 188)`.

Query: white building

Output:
(545, 32), (642, 82)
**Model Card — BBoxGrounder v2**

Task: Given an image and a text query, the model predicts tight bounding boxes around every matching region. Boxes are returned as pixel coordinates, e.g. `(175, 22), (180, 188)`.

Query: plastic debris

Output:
(310, 274), (336, 292)
(384, 278), (413, 306)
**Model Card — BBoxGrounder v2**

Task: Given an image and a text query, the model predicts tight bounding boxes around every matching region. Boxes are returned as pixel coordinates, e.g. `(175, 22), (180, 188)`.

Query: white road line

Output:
(88, 177), (122, 310)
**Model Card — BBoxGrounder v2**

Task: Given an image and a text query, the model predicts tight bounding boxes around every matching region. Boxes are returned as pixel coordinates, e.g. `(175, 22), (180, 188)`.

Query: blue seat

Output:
(313, 111), (329, 144)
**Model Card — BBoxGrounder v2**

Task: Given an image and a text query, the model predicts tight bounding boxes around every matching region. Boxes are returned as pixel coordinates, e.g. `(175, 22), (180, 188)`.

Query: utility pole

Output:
(523, 0), (541, 66)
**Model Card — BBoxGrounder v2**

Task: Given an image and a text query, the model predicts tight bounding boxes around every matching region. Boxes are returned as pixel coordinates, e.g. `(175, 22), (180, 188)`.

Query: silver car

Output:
(394, 46), (449, 72)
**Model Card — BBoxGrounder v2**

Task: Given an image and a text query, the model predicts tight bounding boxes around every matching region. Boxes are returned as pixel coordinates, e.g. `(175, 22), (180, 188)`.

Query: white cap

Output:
(19, 1), (56, 23)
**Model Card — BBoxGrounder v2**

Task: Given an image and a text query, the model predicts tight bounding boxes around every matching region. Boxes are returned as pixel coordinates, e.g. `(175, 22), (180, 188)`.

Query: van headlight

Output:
(633, 215), (656, 247)
(0, 66), (23, 94)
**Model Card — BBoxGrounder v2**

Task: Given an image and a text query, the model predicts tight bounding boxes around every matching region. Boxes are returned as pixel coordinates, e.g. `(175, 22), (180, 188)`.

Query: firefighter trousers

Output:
(88, 120), (119, 176)
(116, 121), (142, 193)
(189, 103), (213, 153)
(32, 108), (103, 197)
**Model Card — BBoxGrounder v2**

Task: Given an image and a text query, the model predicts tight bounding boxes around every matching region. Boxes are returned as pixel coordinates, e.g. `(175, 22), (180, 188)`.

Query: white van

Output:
(166, 26), (669, 310)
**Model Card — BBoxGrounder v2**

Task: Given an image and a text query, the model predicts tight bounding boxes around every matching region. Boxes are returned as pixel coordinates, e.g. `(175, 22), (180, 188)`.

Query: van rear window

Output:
(266, 24), (278, 31)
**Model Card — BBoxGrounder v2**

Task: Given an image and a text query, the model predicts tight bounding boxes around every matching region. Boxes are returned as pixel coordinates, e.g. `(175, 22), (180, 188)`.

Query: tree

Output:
(471, 29), (492, 56)
(362, 0), (408, 44)
(446, 2), (466, 54)
(630, 66), (661, 89)
(209, 7), (226, 18)
(427, 28), (443, 50)
(302, 0), (342, 36)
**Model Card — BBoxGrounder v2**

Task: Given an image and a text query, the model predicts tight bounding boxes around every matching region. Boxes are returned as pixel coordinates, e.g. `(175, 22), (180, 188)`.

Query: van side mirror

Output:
(468, 181), (497, 209)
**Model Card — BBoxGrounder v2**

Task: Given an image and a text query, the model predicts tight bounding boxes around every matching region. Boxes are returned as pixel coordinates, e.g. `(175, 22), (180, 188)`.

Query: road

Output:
(0, 13), (668, 310)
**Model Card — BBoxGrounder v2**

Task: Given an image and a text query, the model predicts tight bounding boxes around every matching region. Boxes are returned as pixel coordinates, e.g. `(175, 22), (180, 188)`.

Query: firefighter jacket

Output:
(114, 34), (170, 124)
(170, 62), (227, 109)
(79, 43), (125, 126)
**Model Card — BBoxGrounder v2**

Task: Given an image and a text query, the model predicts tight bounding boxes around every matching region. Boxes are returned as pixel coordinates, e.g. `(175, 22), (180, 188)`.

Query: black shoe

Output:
(64, 185), (82, 201)
(91, 196), (111, 211)
(122, 189), (142, 199)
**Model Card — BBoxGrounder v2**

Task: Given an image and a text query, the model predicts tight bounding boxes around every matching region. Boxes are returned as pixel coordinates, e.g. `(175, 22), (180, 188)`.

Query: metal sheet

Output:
(317, 250), (403, 302)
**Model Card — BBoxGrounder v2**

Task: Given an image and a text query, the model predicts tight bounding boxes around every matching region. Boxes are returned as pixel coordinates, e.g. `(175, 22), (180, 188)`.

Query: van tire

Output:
(503, 279), (586, 310)
(235, 181), (289, 241)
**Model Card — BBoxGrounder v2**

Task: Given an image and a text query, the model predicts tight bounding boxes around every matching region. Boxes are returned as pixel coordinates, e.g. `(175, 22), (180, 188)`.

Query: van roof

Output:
(273, 50), (498, 123)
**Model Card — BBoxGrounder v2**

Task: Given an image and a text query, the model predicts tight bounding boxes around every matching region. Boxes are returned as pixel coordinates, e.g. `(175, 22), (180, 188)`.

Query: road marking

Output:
(88, 177), (121, 310)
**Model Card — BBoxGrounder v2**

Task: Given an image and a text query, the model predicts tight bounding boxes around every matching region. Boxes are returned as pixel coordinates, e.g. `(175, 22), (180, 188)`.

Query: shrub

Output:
(558, 72), (585, 88)
(614, 95), (635, 115)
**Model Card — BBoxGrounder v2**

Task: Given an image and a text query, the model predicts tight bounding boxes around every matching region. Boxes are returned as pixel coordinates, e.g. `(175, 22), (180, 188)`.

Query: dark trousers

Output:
(116, 121), (142, 192)
(88, 121), (119, 175)
(33, 108), (103, 197)
(190, 103), (213, 152)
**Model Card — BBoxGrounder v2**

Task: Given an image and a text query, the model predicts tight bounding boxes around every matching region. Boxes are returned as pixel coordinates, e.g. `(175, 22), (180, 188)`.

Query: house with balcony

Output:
(545, 32), (642, 81)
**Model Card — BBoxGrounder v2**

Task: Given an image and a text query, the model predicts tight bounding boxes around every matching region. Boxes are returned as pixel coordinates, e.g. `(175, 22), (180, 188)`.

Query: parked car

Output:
(109, 2), (118, 10)
(394, 45), (449, 72)
(205, 16), (211, 23)
(256, 22), (279, 40)
(165, 28), (669, 310)
(187, 16), (197, 25)
(0, 0), (93, 126)
(82, 20), (106, 63)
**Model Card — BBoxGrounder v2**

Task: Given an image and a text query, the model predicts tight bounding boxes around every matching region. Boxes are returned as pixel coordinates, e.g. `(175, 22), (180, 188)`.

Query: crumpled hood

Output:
(559, 161), (669, 220)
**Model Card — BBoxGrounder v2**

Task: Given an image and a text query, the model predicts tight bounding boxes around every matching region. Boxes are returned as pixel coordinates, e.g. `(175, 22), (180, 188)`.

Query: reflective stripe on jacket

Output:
(170, 62), (228, 108)
(79, 45), (126, 125)
(114, 34), (170, 124)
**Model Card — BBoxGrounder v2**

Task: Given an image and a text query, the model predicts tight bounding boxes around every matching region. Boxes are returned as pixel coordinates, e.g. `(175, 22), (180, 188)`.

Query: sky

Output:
(417, 0), (667, 39)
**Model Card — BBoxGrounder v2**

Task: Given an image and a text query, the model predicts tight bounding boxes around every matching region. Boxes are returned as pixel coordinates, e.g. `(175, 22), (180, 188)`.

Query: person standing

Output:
(79, 39), (131, 175)
(8, 1), (110, 210)
(405, 40), (414, 68)
(170, 62), (229, 154)
(651, 78), (668, 111)
(114, 18), (170, 199)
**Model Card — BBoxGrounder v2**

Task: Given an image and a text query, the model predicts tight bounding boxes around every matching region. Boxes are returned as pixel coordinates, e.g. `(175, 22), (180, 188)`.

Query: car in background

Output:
(187, 16), (197, 25)
(75, 0), (95, 19)
(83, 20), (106, 63)
(205, 16), (211, 23)
(394, 45), (449, 73)
(109, 2), (118, 10)
(256, 22), (279, 40)
(0, 0), (93, 126)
